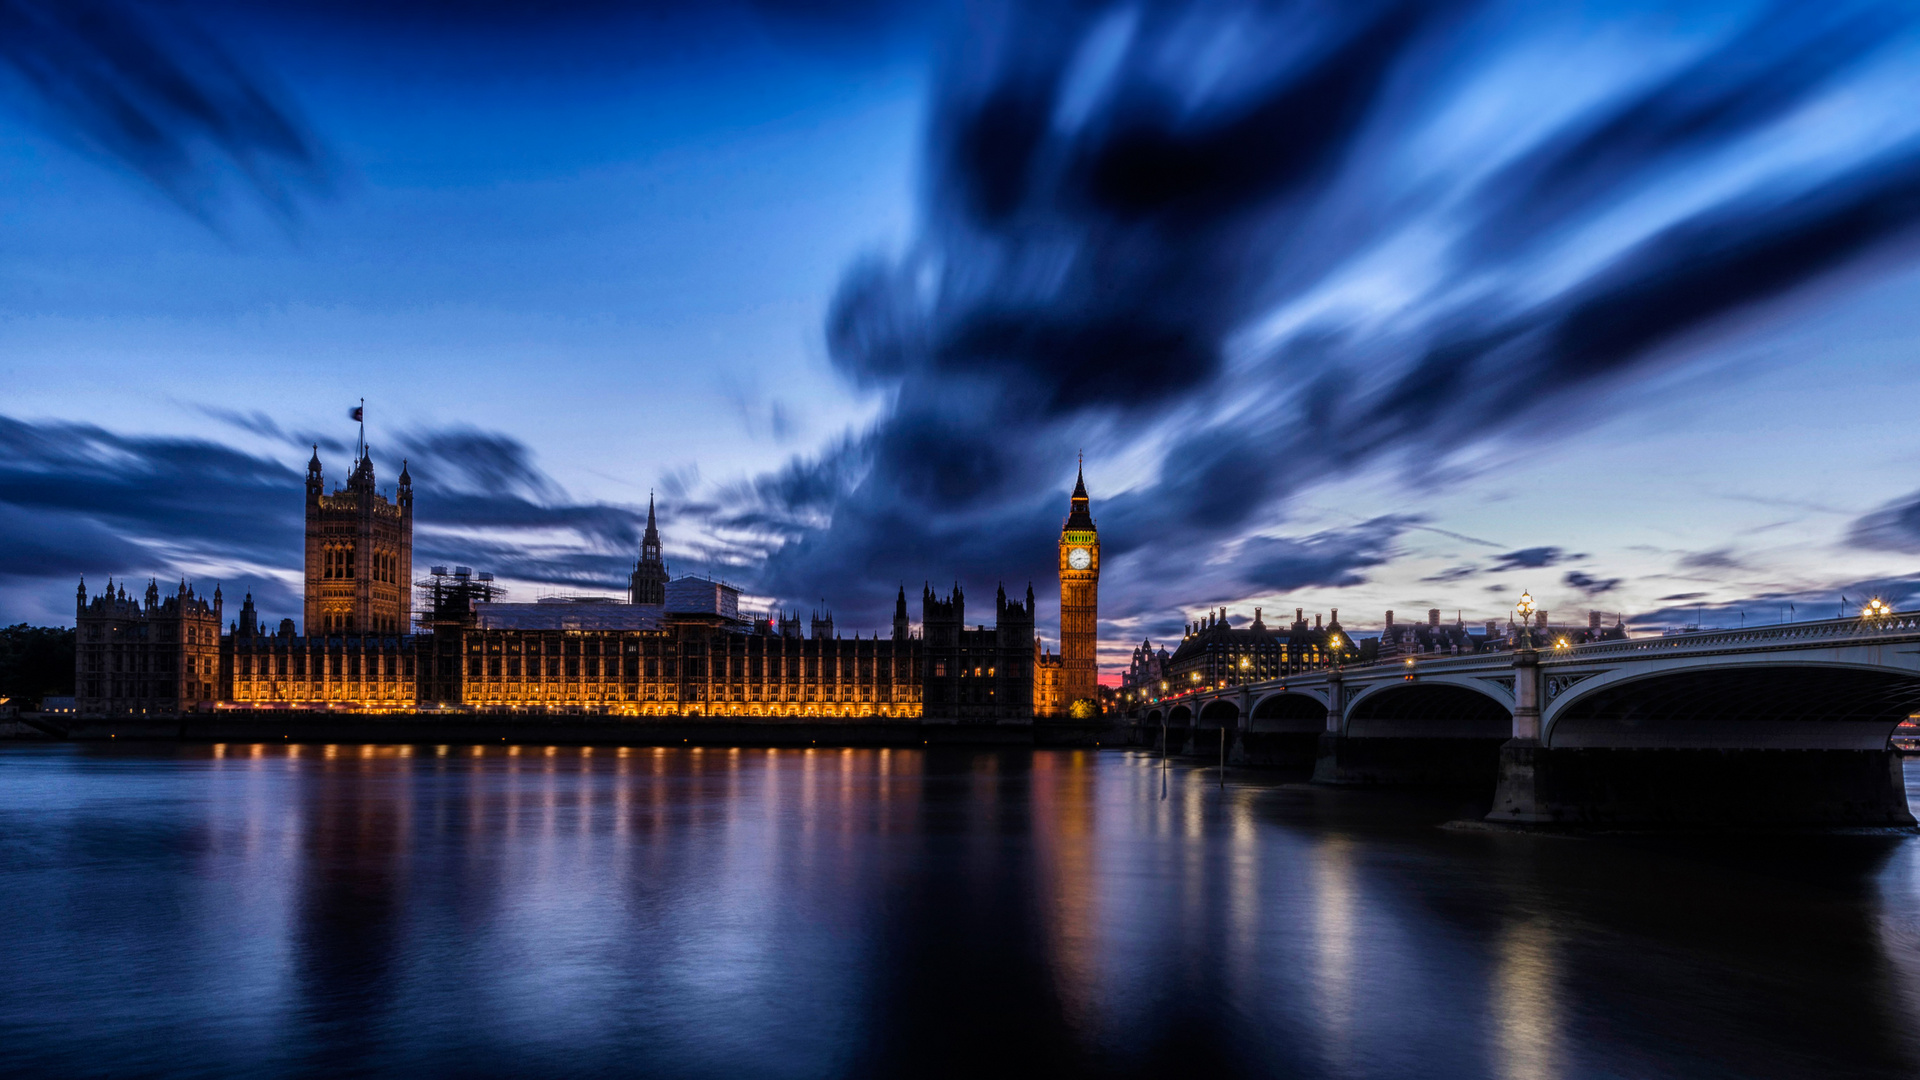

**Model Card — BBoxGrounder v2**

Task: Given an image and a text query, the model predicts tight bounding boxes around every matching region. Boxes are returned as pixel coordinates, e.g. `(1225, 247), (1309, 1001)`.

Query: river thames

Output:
(3, 743), (1918, 1078)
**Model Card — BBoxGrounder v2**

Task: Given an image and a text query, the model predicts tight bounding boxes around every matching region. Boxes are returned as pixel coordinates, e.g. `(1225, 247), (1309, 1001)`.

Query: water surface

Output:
(3, 743), (1918, 1078)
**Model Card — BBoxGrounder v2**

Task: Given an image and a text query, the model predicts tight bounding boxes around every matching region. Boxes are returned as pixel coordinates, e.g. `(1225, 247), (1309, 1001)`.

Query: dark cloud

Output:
(725, 1), (1920, 631)
(1631, 577), (1920, 630)
(0, 0), (931, 229)
(1236, 516), (1410, 593)
(1677, 548), (1745, 571)
(1475, 4), (1899, 254)
(1658, 592), (1709, 602)
(1489, 547), (1564, 572)
(0, 0), (331, 223)
(1420, 565), (1479, 584)
(1847, 491), (1920, 553)
(195, 407), (350, 455)
(0, 414), (647, 624)
(1562, 570), (1622, 596)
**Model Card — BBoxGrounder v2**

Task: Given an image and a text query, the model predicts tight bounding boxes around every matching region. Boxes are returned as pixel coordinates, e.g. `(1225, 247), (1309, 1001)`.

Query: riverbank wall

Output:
(14, 712), (1134, 750)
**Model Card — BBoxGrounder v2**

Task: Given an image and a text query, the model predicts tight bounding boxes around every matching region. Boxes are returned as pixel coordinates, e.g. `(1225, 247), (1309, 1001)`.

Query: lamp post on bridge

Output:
(1510, 591), (1542, 742)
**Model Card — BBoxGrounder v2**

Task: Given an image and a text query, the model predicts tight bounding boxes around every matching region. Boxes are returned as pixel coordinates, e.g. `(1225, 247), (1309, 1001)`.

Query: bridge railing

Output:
(1550, 610), (1920, 659)
(1122, 611), (1920, 708)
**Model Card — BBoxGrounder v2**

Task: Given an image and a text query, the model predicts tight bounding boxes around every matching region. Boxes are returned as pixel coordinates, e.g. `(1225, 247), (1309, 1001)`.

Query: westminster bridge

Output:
(1117, 610), (1920, 825)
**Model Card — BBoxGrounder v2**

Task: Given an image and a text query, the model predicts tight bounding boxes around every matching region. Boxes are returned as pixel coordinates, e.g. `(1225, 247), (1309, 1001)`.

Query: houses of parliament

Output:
(72, 448), (1104, 723)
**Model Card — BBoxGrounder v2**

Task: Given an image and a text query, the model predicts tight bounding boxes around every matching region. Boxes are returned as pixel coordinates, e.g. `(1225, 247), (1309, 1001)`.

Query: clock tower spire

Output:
(1058, 458), (1099, 713)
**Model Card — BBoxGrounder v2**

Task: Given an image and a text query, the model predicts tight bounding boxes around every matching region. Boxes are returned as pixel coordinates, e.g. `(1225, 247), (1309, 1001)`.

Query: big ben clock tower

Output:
(1059, 460), (1099, 711)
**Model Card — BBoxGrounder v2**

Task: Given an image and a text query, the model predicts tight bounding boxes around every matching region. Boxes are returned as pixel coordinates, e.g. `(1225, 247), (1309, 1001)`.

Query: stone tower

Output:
(1058, 461), (1099, 709)
(303, 446), (412, 636)
(630, 493), (669, 605)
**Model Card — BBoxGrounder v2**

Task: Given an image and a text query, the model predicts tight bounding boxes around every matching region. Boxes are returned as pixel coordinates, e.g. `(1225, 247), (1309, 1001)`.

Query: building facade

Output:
(1034, 643), (1064, 717)
(304, 448), (413, 636)
(921, 583), (1036, 722)
(75, 578), (223, 715)
(1057, 465), (1099, 711)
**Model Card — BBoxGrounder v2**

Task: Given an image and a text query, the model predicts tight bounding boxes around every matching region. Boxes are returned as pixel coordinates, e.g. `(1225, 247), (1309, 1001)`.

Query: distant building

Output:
(1118, 639), (1171, 698)
(1163, 606), (1348, 693)
(1357, 608), (1632, 655)
(1377, 609), (1479, 658)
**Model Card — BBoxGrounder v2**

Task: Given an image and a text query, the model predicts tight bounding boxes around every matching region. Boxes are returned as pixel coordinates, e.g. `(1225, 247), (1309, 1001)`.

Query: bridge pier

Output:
(1231, 731), (1320, 768)
(1487, 744), (1915, 826)
(1310, 732), (1507, 786)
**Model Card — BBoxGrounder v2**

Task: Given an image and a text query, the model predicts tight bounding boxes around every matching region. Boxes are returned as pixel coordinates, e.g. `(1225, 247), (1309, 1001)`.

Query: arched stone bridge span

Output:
(1121, 612), (1920, 826)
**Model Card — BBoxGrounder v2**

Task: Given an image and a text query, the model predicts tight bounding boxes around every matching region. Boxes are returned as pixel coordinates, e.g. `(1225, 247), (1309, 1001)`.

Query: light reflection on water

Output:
(1, 744), (1919, 1079)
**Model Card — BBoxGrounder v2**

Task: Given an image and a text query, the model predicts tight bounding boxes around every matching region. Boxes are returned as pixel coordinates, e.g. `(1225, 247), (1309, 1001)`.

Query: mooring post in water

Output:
(1219, 725), (1225, 787)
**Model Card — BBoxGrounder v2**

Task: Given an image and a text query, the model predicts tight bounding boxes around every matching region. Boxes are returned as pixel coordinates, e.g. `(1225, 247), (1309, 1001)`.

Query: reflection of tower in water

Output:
(295, 746), (414, 1068)
(1031, 751), (1102, 1035)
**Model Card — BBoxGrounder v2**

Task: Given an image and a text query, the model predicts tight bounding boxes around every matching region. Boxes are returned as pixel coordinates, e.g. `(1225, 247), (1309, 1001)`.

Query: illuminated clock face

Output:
(1068, 547), (1092, 571)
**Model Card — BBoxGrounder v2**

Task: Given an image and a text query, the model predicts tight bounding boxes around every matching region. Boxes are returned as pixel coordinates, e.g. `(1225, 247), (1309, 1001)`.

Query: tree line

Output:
(0, 625), (75, 709)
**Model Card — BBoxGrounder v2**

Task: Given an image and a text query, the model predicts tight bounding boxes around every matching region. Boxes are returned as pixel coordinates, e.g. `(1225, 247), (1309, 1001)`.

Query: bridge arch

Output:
(1344, 681), (1512, 739)
(1144, 709), (1163, 726)
(1168, 704), (1193, 725)
(1198, 699), (1240, 726)
(1543, 662), (1920, 749)
(1249, 692), (1327, 733)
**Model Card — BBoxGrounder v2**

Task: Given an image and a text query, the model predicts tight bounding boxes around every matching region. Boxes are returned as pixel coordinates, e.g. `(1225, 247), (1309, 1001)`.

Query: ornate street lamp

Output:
(1864, 598), (1893, 620)
(1515, 590), (1535, 650)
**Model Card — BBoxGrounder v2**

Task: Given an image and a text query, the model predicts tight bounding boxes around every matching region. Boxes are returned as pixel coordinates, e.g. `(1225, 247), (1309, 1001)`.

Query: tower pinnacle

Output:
(631, 491), (669, 605)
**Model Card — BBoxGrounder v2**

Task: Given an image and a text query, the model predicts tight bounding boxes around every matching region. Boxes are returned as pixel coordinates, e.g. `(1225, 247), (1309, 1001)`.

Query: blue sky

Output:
(4, 0), (1920, 675)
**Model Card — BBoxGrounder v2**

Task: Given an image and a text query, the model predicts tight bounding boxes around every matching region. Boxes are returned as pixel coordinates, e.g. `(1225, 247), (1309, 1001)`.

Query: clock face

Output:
(1068, 547), (1092, 571)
